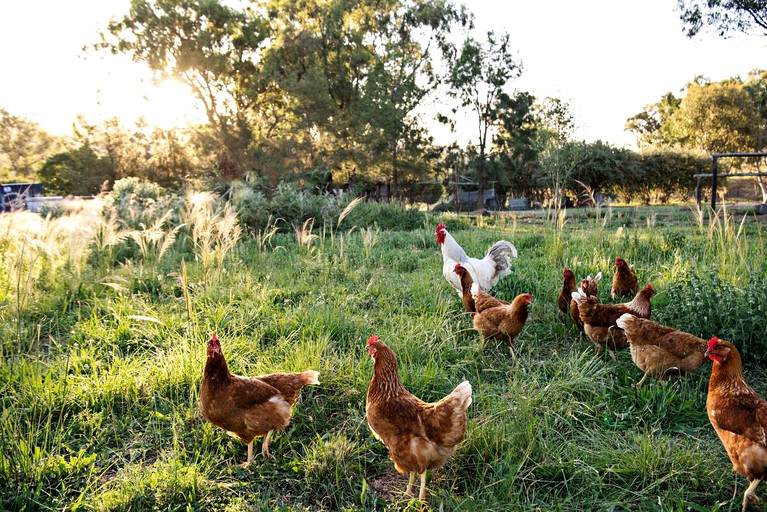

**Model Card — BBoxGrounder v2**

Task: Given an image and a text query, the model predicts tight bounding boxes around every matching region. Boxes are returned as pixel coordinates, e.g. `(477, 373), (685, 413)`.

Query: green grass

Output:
(1, 203), (766, 510)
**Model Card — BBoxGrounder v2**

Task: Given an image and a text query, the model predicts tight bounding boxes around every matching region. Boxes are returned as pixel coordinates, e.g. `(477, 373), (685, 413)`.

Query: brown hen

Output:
(558, 268), (577, 315)
(706, 337), (767, 512)
(365, 334), (472, 500)
(616, 314), (707, 388)
(611, 257), (638, 299)
(471, 283), (530, 356)
(199, 333), (319, 464)
(453, 263), (476, 314)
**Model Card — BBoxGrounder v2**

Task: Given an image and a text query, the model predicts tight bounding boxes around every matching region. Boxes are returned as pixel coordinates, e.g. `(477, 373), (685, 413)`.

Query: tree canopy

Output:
(678, 0), (767, 37)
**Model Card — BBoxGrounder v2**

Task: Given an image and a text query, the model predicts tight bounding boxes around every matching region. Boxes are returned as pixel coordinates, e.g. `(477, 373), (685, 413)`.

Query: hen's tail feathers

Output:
(486, 240), (518, 278)
(593, 271), (603, 283)
(302, 370), (320, 385)
(615, 313), (635, 331)
(571, 288), (587, 301)
(451, 380), (473, 410)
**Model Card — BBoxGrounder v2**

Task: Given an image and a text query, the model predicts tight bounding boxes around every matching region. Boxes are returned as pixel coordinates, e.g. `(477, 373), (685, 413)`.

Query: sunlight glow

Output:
(139, 79), (205, 130)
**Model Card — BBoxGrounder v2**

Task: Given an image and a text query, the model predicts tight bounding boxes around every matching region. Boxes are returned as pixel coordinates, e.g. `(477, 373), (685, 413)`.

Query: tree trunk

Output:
(476, 157), (486, 210)
(757, 174), (767, 203)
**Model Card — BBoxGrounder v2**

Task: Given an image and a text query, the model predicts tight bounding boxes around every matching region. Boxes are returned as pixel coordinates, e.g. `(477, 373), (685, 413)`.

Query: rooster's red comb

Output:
(708, 337), (720, 351)
(436, 223), (446, 232)
(367, 334), (379, 346)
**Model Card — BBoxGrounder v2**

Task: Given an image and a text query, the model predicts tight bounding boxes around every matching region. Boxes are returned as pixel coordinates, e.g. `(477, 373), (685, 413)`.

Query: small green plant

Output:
(360, 226), (380, 262)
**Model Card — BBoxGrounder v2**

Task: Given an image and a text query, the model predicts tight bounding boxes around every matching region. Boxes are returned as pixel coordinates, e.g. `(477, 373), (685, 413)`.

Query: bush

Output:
(659, 270), (767, 364)
(104, 178), (183, 229)
(231, 179), (428, 232)
(343, 201), (425, 231)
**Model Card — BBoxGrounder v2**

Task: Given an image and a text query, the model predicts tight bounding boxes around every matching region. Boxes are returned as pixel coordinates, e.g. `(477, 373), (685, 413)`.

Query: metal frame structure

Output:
(694, 152), (767, 209)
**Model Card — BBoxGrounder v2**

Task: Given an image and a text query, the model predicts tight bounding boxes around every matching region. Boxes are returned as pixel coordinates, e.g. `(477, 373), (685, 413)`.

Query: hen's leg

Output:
(405, 472), (415, 495)
(418, 471), (428, 500)
(632, 373), (649, 389)
(261, 430), (274, 458)
(245, 441), (254, 465)
(742, 479), (761, 512)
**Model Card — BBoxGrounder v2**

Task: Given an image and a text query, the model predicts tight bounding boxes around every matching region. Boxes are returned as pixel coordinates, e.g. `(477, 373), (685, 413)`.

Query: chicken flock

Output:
(196, 223), (763, 510)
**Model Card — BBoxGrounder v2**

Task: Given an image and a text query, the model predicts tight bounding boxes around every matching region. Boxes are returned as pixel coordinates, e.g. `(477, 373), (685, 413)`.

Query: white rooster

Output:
(435, 223), (517, 297)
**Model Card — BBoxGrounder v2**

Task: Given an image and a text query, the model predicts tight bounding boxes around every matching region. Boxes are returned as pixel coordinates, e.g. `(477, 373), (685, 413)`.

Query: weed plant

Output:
(1, 200), (766, 510)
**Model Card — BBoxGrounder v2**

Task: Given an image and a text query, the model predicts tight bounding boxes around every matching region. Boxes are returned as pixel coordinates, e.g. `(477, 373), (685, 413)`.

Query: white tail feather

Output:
(470, 282), (480, 298)
(615, 313), (633, 330)
(571, 288), (586, 301)
(593, 271), (603, 283)
(452, 380), (473, 409)
(303, 370), (320, 385)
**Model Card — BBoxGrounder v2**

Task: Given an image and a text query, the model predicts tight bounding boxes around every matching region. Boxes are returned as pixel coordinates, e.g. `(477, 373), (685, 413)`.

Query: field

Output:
(2, 198), (767, 511)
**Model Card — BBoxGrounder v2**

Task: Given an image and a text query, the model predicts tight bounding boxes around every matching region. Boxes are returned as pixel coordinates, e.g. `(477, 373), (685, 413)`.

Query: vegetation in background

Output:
(0, 0), (765, 209)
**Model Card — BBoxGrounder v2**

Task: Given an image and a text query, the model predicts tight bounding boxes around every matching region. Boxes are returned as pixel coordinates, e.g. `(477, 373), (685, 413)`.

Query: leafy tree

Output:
(568, 140), (628, 200)
(0, 109), (56, 179)
(100, 0), (270, 178)
(492, 91), (539, 203)
(357, 0), (470, 197)
(72, 116), (143, 185)
(625, 92), (682, 147)
(534, 97), (575, 216)
(38, 145), (112, 196)
(742, 69), (767, 200)
(445, 31), (521, 209)
(262, 0), (466, 190)
(146, 127), (198, 188)
(627, 76), (762, 153)
(671, 77), (761, 153)
(678, 0), (767, 37)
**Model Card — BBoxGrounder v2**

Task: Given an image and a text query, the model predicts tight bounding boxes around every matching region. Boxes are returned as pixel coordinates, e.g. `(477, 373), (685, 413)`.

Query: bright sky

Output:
(1, 0), (764, 149)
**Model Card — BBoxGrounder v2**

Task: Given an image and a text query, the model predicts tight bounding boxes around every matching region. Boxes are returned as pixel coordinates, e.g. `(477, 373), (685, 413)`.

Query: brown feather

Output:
(454, 265), (476, 313)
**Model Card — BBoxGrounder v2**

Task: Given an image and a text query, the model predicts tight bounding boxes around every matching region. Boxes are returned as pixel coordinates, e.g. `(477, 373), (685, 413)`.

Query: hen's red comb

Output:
(454, 263), (462, 271)
(436, 223), (446, 232)
(647, 283), (653, 289)
(367, 334), (379, 345)
(708, 337), (720, 351)
(211, 332), (218, 342)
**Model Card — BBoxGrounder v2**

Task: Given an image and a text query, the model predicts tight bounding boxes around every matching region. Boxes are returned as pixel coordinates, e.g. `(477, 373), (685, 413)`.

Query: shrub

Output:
(232, 179), (428, 232)
(343, 201), (425, 231)
(659, 270), (767, 364)
(104, 178), (178, 229)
